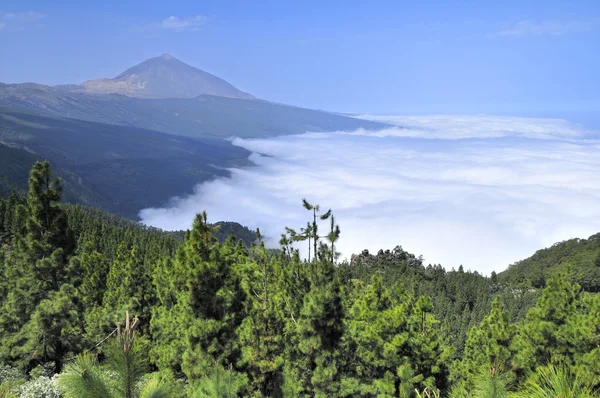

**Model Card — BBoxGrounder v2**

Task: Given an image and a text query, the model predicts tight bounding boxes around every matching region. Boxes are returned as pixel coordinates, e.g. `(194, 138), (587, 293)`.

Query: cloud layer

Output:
(0, 11), (45, 30)
(156, 15), (206, 32)
(489, 19), (592, 38)
(140, 115), (600, 274)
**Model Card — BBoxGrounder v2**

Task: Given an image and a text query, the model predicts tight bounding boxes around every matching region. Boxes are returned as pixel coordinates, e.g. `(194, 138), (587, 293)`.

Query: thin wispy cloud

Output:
(155, 15), (207, 32)
(1, 11), (46, 21)
(354, 115), (589, 140)
(0, 11), (45, 30)
(489, 19), (592, 38)
(140, 116), (600, 275)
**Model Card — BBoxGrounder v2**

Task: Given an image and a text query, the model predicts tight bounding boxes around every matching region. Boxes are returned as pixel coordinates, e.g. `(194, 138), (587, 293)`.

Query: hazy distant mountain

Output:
(81, 53), (255, 100)
(0, 54), (389, 219)
(0, 89), (386, 139)
(0, 54), (388, 140)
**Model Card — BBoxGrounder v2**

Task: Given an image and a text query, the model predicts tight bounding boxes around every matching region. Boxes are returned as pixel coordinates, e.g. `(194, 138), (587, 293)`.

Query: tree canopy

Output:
(0, 161), (598, 397)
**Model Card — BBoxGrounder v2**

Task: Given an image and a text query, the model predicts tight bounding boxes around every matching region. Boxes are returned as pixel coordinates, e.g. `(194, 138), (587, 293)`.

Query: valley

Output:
(1, 3), (599, 393)
(0, 107), (251, 218)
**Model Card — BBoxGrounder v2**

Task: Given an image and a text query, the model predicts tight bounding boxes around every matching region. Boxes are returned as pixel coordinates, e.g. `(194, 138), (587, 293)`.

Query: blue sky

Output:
(1, 0), (599, 114)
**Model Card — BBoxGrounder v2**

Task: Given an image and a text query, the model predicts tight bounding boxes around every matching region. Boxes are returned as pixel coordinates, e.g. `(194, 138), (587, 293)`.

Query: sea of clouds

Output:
(139, 115), (600, 274)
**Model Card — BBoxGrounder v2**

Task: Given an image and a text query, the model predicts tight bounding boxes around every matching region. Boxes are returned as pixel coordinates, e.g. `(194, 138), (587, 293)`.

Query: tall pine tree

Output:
(0, 161), (77, 372)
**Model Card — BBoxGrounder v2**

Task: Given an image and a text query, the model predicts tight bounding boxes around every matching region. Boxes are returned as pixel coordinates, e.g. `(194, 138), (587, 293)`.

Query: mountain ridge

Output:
(0, 90), (387, 139)
(0, 53), (389, 139)
(80, 53), (255, 100)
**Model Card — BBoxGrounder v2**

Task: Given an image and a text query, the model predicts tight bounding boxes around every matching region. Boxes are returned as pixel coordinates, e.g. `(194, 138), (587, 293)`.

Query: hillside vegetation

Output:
(499, 234), (600, 292)
(0, 142), (38, 196)
(0, 108), (251, 218)
(0, 162), (598, 397)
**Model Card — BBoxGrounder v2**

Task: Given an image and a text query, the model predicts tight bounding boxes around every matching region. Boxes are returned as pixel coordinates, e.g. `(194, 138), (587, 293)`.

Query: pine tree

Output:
(1, 190), (26, 242)
(512, 363), (596, 398)
(58, 312), (173, 398)
(102, 244), (152, 329)
(286, 222), (312, 262)
(21, 284), (84, 374)
(283, 255), (344, 396)
(513, 270), (580, 374)
(326, 214), (341, 264)
(339, 275), (452, 396)
(286, 199), (332, 263)
(236, 232), (286, 396)
(457, 296), (516, 393)
(149, 213), (221, 375)
(151, 212), (245, 384)
(0, 197), (5, 242)
(0, 161), (75, 372)
(301, 199), (332, 262)
(566, 291), (600, 391)
(72, 242), (109, 312)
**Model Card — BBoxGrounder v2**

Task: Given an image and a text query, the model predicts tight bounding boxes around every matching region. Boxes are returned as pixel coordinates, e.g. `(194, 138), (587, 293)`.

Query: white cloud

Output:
(1, 11), (45, 21)
(139, 115), (600, 275)
(489, 19), (592, 38)
(0, 11), (45, 30)
(355, 114), (590, 140)
(156, 15), (206, 32)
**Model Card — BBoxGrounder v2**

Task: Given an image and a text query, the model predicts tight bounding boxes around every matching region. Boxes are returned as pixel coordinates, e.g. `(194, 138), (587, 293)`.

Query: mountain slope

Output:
(0, 54), (389, 139)
(0, 87), (388, 139)
(0, 141), (125, 208)
(0, 108), (251, 218)
(81, 53), (255, 100)
(0, 141), (40, 196)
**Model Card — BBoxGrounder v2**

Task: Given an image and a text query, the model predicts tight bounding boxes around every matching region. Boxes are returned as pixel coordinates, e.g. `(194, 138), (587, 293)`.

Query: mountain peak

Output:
(80, 54), (254, 100)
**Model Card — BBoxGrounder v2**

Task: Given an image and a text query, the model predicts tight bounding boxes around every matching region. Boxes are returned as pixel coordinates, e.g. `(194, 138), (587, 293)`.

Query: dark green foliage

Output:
(212, 222), (257, 247)
(150, 212), (248, 382)
(512, 363), (597, 398)
(339, 275), (452, 396)
(236, 235), (286, 396)
(190, 366), (247, 398)
(0, 142), (38, 197)
(2, 162), (600, 397)
(512, 271), (600, 391)
(59, 353), (113, 398)
(58, 313), (174, 398)
(513, 271), (581, 372)
(0, 161), (76, 372)
(180, 214), (247, 383)
(341, 247), (539, 360)
(283, 259), (345, 396)
(455, 297), (516, 393)
(500, 233), (600, 292)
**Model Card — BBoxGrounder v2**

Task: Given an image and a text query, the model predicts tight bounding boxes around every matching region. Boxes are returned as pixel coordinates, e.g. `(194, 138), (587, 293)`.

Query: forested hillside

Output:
(499, 235), (600, 292)
(0, 162), (598, 397)
(0, 142), (36, 196)
(0, 108), (251, 218)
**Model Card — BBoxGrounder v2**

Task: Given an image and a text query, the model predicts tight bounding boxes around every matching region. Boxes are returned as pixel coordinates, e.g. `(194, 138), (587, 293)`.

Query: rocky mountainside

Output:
(0, 54), (389, 139)
(81, 53), (254, 99)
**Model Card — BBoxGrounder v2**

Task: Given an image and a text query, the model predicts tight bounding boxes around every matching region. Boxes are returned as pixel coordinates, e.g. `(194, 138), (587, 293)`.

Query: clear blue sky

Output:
(1, 0), (599, 114)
